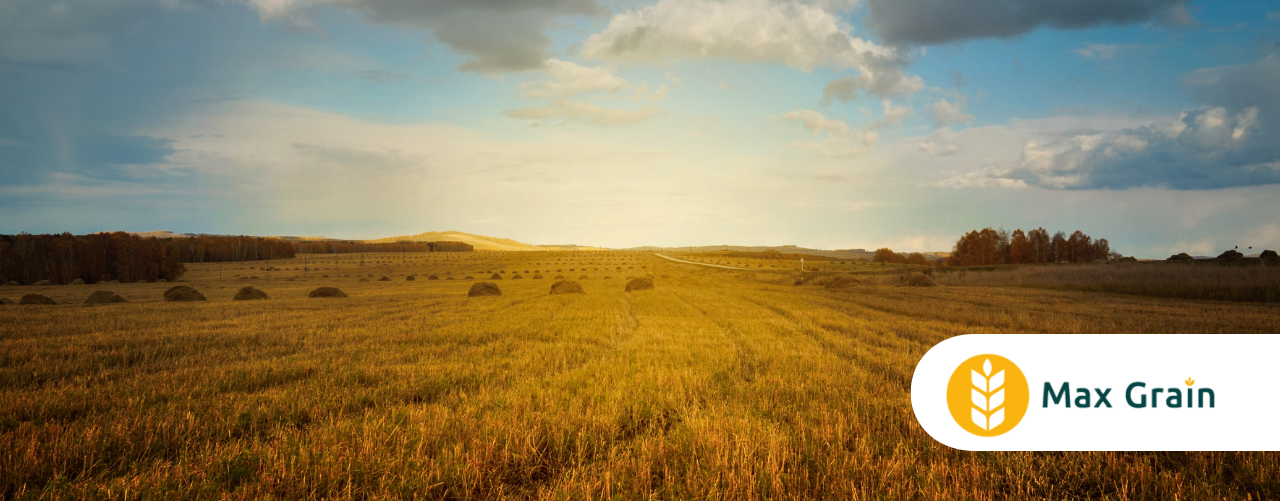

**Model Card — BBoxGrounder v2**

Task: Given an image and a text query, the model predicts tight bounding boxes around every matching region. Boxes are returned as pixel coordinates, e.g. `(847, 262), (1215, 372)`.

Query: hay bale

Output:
(578, 275), (589, 280)
(550, 280), (585, 295)
(1167, 253), (1194, 261)
(20, 294), (56, 305)
(468, 282), (502, 297)
(1261, 250), (1278, 260)
(378, 276), (391, 281)
(164, 285), (207, 302)
(512, 274), (524, 279)
(490, 273), (503, 280)
(309, 287), (348, 298)
(1217, 250), (1244, 260)
(825, 274), (861, 290)
(32, 280), (50, 286)
(84, 291), (127, 305)
(554, 275), (565, 280)
(900, 273), (936, 287)
(464, 276), (474, 280)
(156, 278), (168, 283)
(533, 274), (543, 279)
(446, 277), (455, 280)
(233, 286), (269, 301)
(0, 297), (12, 305)
(428, 274), (441, 280)
(625, 277), (654, 292)
(358, 277), (369, 282)
(604, 276), (613, 279)
(406, 275), (416, 281)
(69, 278), (85, 285)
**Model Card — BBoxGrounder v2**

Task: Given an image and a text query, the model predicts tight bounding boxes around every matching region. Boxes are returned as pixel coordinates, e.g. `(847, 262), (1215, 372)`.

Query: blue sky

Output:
(2, 0), (1279, 256)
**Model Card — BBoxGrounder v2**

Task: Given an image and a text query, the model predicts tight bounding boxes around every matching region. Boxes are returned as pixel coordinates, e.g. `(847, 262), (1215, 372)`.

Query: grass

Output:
(932, 261), (1280, 302)
(1, 252), (1279, 499)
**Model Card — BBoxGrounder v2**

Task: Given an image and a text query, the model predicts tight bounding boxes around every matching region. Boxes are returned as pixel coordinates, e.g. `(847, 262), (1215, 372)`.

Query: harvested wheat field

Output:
(2, 251), (1279, 500)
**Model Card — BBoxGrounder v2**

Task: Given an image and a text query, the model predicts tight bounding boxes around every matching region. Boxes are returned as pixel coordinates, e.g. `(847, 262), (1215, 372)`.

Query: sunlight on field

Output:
(3, 251), (1279, 499)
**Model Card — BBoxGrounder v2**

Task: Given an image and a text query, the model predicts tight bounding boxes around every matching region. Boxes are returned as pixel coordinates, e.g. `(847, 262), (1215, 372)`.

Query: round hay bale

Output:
(378, 276), (391, 281)
(164, 285), (207, 302)
(309, 287), (348, 298)
(464, 276), (474, 280)
(1167, 253), (1194, 261)
(825, 274), (861, 290)
(604, 276), (613, 279)
(533, 274), (543, 279)
(20, 294), (56, 305)
(156, 278), (168, 283)
(578, 275), (589, 280)
(69, 278), (85, 285)
(426, 274), (439, 280)
(1217, 250), (1244, 260)
(512, 274), (524, 279)
(550, 280), (585, 295)
(1261, 250), (1278, 260)
(554, 275), (564, 280)
(446, 277), (455, 280)
(406, 275), (416, 281)
(468, 282), (502, 297)
(84, 290), (127, 305)
(233, 286), (269, 301)
(490, 273), (503, 280)
(0, 297), (14, 305)
(32, 280), (50, 286)
(625, 277), (654, 292)
(900, 272), (936, 287)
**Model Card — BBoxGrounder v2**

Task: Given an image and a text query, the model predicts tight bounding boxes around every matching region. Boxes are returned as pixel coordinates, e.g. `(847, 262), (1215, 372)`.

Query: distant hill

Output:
(623, 244), (948, 260)
(366, 231), (603, 252)
(129, 231), (330, 242)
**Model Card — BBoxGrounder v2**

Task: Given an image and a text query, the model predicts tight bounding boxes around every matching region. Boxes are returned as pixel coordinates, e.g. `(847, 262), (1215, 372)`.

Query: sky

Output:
(1, 0), (1278, 256)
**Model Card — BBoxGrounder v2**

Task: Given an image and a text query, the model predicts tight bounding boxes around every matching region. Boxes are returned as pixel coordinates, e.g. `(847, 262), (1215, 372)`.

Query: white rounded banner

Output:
(911, 334), (1280, 451)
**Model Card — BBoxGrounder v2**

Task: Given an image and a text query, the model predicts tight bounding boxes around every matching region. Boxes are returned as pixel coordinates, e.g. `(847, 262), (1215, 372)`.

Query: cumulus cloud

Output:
(865, 0), (1189, 46)
(958, 55), (1280, 190)
(782, 108), (878, 158)
(820, 72), (923, 105)
(518, 59), (631, 100)
(502, 101), (666, 127)
(931, 98), (973, 128)
(582, 0), (922, 104)
(1072, 43), (1147, 59)
(240, 0), (604, 73)
(504, 59), (666, 127)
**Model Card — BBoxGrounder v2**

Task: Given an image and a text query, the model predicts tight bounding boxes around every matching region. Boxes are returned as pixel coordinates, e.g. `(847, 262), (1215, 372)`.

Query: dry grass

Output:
(933, 261), (1280, 302)
(1, 252), (1278, 500)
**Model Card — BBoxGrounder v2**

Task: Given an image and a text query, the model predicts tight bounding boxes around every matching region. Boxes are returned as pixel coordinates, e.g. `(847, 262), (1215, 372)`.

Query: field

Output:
(3, 251), (1280, 500)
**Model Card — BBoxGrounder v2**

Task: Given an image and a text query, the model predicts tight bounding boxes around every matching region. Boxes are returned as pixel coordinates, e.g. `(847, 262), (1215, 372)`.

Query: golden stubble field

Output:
(2, 251), (1279, 500)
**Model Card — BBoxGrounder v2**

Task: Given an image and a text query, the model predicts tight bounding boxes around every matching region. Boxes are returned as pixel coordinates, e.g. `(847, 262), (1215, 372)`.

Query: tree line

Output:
(0, 233), (476, 285)
(0, 232), (187, 285)
(950, 227), (1116, 266)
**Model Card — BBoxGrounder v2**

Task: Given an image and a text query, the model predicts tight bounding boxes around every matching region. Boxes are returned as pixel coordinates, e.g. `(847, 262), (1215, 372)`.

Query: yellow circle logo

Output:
(946, 354), (1029, 437)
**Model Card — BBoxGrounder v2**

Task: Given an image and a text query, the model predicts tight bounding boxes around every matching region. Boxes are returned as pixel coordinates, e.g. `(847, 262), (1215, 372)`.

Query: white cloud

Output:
(582, 0), (922, 102)
(502, 101), (666, 127)
(1072, 43), (1147, 60)
(784, 109), (849, 137)
(931, 98), (973, 128)
(782, 108), (879, 158)
(518, 59), (631, 100)
(505, 59), (666, 127)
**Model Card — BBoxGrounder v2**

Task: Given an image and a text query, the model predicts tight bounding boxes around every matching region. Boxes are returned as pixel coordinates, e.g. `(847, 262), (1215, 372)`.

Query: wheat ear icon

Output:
(970, 359), (1006, 431)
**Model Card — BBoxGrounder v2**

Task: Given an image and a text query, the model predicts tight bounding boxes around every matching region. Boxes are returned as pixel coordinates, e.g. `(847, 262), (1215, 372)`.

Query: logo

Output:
(945, 354), (1029, 437)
